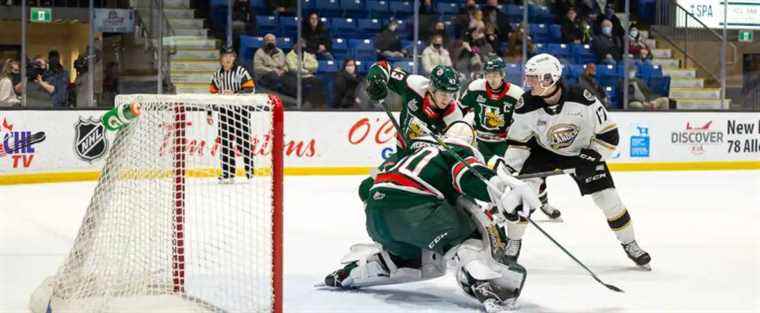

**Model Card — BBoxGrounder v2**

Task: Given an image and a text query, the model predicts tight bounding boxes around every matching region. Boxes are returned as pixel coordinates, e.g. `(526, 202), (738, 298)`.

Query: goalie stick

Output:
(0, 131), (46, 158)
(378, 100), (624, 293)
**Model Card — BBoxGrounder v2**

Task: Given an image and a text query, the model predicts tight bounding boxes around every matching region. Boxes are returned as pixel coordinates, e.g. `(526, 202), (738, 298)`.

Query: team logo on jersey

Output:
(583, 89), (596, 101)
(547, 123), (579, 149)
(407, 98), (419, 111)
(74, 117), (108, 162)
(515, 97), (524, 109)
(476, 95), (487, 103)
(482, 106), (505, 130)
(406, 118), (426, 140)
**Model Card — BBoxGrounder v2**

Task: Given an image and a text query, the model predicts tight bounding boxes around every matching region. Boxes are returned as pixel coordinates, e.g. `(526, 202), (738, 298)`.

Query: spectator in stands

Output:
(302, 12), (333, 60)
(333, 59), (361, 108)
(455, 27), (493, 80)
(595, 3), (625, 39)
(284, 40), (325, 108)
(254, 33), (288, 93)
(266, 0), (295, 16)
(4, 59), (23, 100)
(0, 59), (20, 106)
(422, 34), (453, 75)
(627, 27), (650, 58)
(592, 19), (623, 65)
(424, 21), (449, 47)
(454, 1), (478, 38)
(623, 70), (670, 110)
(482, 0), (512, 54)
(374, 20), (407, 60)
(560, 7), (585, 44)
(419, 0), (438, 42)
(637, 47), (654, 61)
(231, 0), (256, 52)
(578, 63), (607, 104)
(504, 24), (534, 64)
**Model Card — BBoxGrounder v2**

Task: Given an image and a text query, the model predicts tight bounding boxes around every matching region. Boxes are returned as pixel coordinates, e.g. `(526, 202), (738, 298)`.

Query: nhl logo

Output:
(74, 117), (108, 162)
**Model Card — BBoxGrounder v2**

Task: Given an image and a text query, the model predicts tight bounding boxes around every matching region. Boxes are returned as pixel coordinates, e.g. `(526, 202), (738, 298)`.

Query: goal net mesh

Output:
(31, 94), (283, 313)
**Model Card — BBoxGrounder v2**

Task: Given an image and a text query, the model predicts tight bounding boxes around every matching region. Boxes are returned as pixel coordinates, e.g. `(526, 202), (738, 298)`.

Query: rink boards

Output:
(0, 110), (759, 184)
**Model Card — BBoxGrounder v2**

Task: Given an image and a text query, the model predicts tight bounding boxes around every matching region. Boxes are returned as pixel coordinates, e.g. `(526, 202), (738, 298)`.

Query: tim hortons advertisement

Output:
(1, 111), (759, 176)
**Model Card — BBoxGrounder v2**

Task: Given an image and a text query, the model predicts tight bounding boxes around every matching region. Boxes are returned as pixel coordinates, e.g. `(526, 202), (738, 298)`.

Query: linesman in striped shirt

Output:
(206, 47), (256, 183)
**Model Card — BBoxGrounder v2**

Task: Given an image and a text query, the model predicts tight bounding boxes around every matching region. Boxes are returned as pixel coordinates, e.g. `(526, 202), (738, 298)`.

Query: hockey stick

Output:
(378, 101), (623, 293)
(0, 131), (46, 158)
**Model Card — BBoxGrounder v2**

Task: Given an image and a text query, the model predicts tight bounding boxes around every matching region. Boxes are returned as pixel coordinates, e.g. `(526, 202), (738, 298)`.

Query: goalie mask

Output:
(444, 121), (476, 147)
(523, 53), (562, 98)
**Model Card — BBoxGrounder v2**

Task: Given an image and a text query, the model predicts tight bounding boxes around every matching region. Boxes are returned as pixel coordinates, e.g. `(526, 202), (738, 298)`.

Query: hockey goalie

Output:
(322, 122), (542, 312)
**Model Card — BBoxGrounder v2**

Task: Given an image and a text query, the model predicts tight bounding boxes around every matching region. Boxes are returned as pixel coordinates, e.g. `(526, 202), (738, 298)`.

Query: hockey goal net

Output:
(30, 94), (284, 313)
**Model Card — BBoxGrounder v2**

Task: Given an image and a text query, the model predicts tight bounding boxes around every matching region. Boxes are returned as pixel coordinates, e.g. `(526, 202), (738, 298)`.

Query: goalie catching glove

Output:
(366, 61), (391, 101)
(487, 174), (541, 222)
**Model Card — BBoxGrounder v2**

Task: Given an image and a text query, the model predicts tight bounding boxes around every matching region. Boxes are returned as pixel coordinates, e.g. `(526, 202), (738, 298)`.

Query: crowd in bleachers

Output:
(215, 0), (671, 109)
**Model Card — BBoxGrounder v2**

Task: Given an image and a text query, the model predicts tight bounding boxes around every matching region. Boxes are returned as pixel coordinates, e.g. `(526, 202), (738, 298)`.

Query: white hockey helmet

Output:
(444, 121), (476, 146)
(523, 53), (563, 95)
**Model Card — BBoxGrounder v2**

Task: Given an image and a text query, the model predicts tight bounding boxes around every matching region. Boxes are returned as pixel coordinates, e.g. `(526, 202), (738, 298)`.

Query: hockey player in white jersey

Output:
(500, 53), (652, 269)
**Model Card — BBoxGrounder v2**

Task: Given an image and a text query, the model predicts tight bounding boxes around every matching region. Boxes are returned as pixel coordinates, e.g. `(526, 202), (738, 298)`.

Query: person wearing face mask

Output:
(627, 27), (650, 59)
(594, 4), (625, 39)
(560, 7), (585, 44)
(592, 19), (623, 65)
(254, 33), (287, 93)
(302, 12), (333, 60)
(0, 59), (20, 106)
(333, 59), (362, 108)
(482, 0), (512, 54)
(374, 20), (406, 60)
(422, 34), (453, 75)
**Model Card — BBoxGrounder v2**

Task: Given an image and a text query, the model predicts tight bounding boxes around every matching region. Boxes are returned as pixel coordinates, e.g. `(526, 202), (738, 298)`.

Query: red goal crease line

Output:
(1, 161), (759, 185)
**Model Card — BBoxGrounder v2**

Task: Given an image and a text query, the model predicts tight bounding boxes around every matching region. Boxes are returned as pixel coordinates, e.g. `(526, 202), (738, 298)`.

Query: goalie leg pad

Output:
(591, 188), (635, 244)
(334, 244), (446, 288)
(453, 239), (527, 304)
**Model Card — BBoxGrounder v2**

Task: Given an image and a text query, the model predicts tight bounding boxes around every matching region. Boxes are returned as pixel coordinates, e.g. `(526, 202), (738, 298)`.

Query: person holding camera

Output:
(26, 51), (69, 107)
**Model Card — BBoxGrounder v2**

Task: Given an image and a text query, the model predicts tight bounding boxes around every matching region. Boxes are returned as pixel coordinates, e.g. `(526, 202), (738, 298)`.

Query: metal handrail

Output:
(132, 0), (176, 92)
(649, 26), (720, 84)
(669, 0), (738, 65)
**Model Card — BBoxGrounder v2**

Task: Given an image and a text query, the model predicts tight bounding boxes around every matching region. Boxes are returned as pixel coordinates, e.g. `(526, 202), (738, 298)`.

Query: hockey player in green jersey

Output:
(324, 123), (542, 312)
(366, 60), (463, 151)
(460, 57), (562, 222)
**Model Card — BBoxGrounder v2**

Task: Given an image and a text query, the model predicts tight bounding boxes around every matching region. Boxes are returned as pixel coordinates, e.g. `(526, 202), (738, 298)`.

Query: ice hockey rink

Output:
(1, 170), (759, 313)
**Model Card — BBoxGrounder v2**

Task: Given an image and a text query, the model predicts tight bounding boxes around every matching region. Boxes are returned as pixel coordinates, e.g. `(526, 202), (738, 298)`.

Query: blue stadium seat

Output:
(277, 37), (293, 50)
(358, 18), (381, 33)
(351, 38), (376, 58)
(401, 40), (424, 52)
(528, 4), (554, 23)
(367, 0), (391, 18)
(566, 64), (585, 79)
(316, 0), (342, 17)
(570, 44), (595, 65)
(637, 63), (663, 78)
(506, 63), (524, 85)
(548, 24), (562, 43)
(341, 0), (364, 13)
(437, 2), (459, 15)
(596, 64), (620, 80)
(251, 0), (267, 10)
(390, 1), (413, 17)
(280, 16), (299, 37)
(355, 60), (369, 74)
(333, 18), (358, 37)
(529, 24), (549, 43)
(240, 36), (264, 64)
(210, 0), (226, 6)
(331, 38), (349, 59)
(547, 43), (570, 60)
(318, 60), (339, 73)
(302, 0), (316, 10)
(505, 4), (523, 19)
(648, 76), (671, 97)
(256, 16), (278, 34)
(534, 43), (549, 55)
(604, 85), (621, 108)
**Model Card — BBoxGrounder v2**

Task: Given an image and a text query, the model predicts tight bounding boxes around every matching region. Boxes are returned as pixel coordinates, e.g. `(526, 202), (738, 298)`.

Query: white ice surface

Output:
(1, 171), (759, 312)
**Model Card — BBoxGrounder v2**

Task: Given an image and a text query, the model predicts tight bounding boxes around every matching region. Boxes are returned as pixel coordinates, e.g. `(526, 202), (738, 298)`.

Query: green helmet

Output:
(484, 56), (506, 73)
(430, 65), (460, 92)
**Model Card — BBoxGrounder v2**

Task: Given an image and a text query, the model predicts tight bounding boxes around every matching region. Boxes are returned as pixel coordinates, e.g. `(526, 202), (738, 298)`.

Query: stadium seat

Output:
(393, 60), (416, 73)
(528, 4), (554, 23)
(648, 76), (671, 97)
(355, 60), (369, 74)
(333, 18), (358, 37)
(637, 63), (663, 78)
(566, 64), (586, 79)
(256, 16), (278, 34)
(505, 4), (523, 20)
(318, 60), (339, 73)
(358, 18), (382, 33)
(280, 16), (299, 37)
(240, 36), (264, 64)
(604, 85), (621, 108)
(351, 38), (376, 59)
(570, 44), (596, 65)
(302, 0), (316, 10)
(548, 24), (562, 43)
(437, 2), (459, 15)
(250, 0), (267, 10)
(331, 38), (350, 59)
(341, 0), (364, 13)
(529, 24), (549, 43)
(401, 40), (424, 52)
(390, 1), (413, 17)
(506, 63), (524, 85)
(367, 0), (391, 18)
(316, 0), (342, 17)
(276, 37), (293, 50)
(547, 43), (570, 60)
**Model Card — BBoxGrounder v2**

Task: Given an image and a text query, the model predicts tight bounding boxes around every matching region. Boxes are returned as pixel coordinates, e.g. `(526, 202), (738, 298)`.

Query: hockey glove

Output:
(488, 176), (540, 221)
(578, 148), (602, 163)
